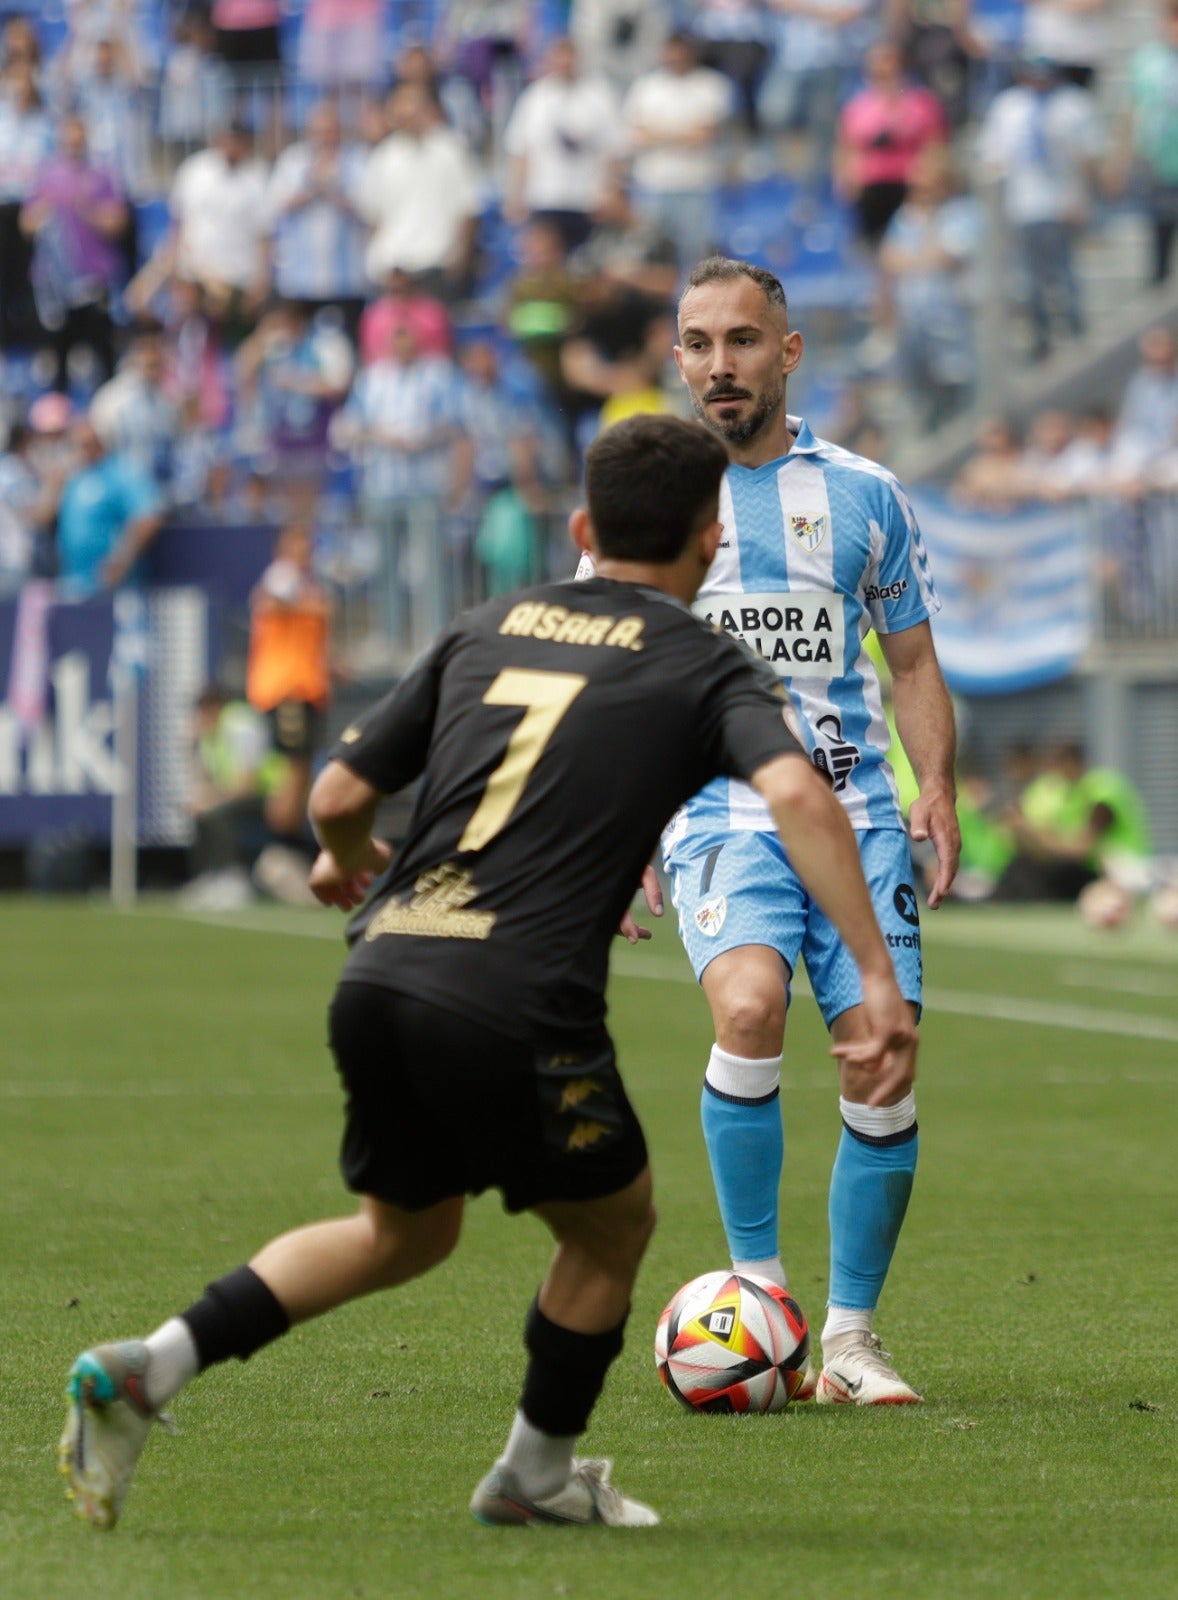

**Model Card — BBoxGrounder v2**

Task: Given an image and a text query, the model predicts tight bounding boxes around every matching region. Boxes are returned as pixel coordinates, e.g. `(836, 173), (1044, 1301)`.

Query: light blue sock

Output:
(700, 1045), (783, 1263)
(827, 1094), (918, 1311)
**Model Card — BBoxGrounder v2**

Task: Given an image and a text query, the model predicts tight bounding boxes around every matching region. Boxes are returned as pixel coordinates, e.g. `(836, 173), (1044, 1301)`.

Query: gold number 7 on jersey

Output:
(458, 668), (589, 853)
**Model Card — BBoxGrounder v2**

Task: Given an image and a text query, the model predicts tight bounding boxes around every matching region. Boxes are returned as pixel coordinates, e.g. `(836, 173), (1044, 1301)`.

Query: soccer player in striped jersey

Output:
(655, 257), (958, 1403)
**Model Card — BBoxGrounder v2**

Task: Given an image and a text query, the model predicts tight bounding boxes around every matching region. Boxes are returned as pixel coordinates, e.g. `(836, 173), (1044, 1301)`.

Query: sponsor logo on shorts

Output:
(790, 512), (828, 552)
(893, 883), (920, 926)
(886, 931), (922, 949)
(557, 1077), (602, 1113)
(567, 1119), (612, 1152)
(863, 579), (909, 603)
(695, 893), (727, 938)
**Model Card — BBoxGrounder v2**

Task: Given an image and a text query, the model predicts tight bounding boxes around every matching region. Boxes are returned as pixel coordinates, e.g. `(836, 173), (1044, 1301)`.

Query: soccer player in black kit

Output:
(60, 415), (917, 1531)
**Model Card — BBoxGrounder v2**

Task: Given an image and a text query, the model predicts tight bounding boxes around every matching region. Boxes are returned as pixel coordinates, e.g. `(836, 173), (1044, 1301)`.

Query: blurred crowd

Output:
(5, 2), (1178, 648)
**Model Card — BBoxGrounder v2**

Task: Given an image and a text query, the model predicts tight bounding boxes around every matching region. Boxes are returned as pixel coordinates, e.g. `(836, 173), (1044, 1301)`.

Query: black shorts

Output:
(268, 699), (323, 760)
(328, 982), (649, 1213)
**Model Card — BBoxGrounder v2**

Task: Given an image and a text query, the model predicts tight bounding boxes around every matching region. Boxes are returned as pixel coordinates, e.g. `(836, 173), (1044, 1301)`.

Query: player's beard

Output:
(691, 374), (785, 446)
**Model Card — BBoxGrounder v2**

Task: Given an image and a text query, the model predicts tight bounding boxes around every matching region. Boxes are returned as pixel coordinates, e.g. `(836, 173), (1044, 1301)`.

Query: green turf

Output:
(2, 898), (1175, 1600)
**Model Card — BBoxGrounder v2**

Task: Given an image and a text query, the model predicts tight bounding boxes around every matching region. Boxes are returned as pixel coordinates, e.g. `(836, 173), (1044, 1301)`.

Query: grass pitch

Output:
(2, 897), (1175, 1600)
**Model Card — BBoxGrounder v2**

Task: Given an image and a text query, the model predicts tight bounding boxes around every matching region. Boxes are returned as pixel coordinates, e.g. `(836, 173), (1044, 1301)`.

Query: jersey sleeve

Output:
(329, 630), (452, 794)
(864, 476), (941, 635)
(695, 631), (809, 780)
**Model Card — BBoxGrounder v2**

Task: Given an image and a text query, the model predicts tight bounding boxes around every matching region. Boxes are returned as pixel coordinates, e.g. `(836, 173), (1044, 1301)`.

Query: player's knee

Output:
(712, 985), (786, 1054)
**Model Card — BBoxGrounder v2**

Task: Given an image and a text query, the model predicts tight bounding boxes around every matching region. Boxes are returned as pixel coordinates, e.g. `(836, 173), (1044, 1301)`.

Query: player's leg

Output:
(806, 832), (923, 1404)
(670, 833), (804, 1292)
(699, 944), (790, 1285)
(60, 980), (470, 1529)
(59, 1194), (464, 1529)
(471, 1170), (659, 1528)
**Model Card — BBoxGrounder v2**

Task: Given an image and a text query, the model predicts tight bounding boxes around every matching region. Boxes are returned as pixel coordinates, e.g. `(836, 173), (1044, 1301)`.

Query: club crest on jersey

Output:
(790, 512), (827, 553)
(695, 894), (727, 938)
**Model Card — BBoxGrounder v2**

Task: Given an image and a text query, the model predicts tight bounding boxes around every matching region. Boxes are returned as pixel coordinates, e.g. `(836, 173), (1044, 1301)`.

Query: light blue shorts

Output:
(667, 828), (923, 1027)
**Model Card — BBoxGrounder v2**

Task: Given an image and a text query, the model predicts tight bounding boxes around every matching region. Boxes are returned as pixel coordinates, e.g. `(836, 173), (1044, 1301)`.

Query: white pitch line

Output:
(1056, 963), (1178, 1000)
(148, 907), (1178, 1046)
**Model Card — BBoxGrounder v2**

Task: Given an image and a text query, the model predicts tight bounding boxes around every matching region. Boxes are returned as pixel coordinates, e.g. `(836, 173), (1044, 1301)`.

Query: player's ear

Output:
(698, 518), (723, 567)
(569, 505), (595, 556)
(782, 328), (804, 375)
(673, 342), (688, 384)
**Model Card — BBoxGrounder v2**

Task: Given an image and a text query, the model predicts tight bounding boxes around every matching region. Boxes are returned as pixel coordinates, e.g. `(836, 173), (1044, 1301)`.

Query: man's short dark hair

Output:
(585, 414), (728, 562)
(681, 256), (789, 319)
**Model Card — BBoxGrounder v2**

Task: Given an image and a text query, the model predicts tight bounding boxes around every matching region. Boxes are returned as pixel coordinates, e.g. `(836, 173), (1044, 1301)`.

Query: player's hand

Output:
(616, 864), (664, 944)
(308, 838), (392, 911)
(830, 974), (918, 1106)
(909, 787), (961, 909)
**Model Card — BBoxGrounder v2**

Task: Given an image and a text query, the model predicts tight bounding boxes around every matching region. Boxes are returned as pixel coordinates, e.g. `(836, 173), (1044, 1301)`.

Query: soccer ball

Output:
(655, 1271), (810, 1414)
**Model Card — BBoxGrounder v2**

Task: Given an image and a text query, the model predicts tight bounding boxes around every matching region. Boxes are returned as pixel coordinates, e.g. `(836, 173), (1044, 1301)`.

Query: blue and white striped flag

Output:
(910, 489), (1093, 694)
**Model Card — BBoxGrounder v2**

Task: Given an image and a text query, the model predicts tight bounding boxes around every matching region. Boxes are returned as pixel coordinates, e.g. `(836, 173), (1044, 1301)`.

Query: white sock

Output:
(143, 1317), (200, 1408)
(822, 1306), (874, 1346)
(733, 1256), (787, 1289)
(498, 1410), (575, 1501)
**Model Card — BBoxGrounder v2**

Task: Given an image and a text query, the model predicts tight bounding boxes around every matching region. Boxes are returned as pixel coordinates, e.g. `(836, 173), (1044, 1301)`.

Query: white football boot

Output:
(815, 1331), (922, 1405)
(470, 1457), (659, 1527)
(59, 1341), (170, 1528)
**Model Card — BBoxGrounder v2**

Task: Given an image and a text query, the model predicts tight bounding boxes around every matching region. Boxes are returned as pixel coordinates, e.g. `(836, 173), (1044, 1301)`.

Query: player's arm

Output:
(306, 631), (450, 908)
(879, 620), (961, 909)
(751, 753), (917, 1105)
(307, 763), (391, 910)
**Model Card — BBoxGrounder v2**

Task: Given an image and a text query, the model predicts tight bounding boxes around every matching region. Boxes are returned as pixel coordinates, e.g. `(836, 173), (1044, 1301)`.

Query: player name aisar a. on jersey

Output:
(695, 590), (845, 678)
(498, 601), (646, 651)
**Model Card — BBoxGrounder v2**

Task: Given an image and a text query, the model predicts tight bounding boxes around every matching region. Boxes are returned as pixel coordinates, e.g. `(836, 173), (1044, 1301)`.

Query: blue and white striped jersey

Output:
(662, 416), (940, 852)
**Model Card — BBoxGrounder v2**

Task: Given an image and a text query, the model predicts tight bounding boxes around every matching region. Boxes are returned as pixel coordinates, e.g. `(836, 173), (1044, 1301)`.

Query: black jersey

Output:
(334, 576), (806, 1044)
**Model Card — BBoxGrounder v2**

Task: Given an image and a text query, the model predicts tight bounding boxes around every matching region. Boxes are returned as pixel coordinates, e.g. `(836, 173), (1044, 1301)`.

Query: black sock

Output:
(519, 1297), (628, 1438)
(180, 1265), (291, 1371)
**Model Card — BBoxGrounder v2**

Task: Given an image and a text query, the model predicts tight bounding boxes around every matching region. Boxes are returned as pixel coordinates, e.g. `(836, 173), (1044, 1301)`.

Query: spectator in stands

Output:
(502, 217), (585, 402)
(689, 0), (773, 135)
(451, 335), (552, 606)
(834, 38), (948, 256)
(0, 14), (42, 91)
(210, 0), (283, 89)
(570, 183), (680, 304)
(0, 420), (50, 592)
(331, 321), (466, 657)
(48, 0), (154, 102)
(393, 41), (487, 157)
(571, 0), (671, 89)
(439, 0), (530, 108)
(168, 121), (271, 339)
(623, 32), (730, 269)
(55, 413), (165, 599)
(1035, 404), (1121, 498)
(266, 100), (370, 338)
(360, 80), (481, 303)
(759, 0), (874, 196)
(19, 113), (128, 393)
(978, 55), (1102, 362)
(887, 0), (981, 131)
(0, 58), (53, 352)
(1112, 5), (1178, 285)
(1023, 0), (1113, 91)
(1113, 325), (1178, 471)
(245, 522), (332, 850)
(358, 266), (452, 367)
(90, 324), (182, 497)
(158, 12), (234, 156)
(298, 0), (387, 91)
(950, 414), (1031, 510)
(879, 141), (981, 430)
(502, 36), (625, 251)
(234, 299), (354, 497)
(1019, 407), (1075, 490)
(74, 34), (152, 201)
